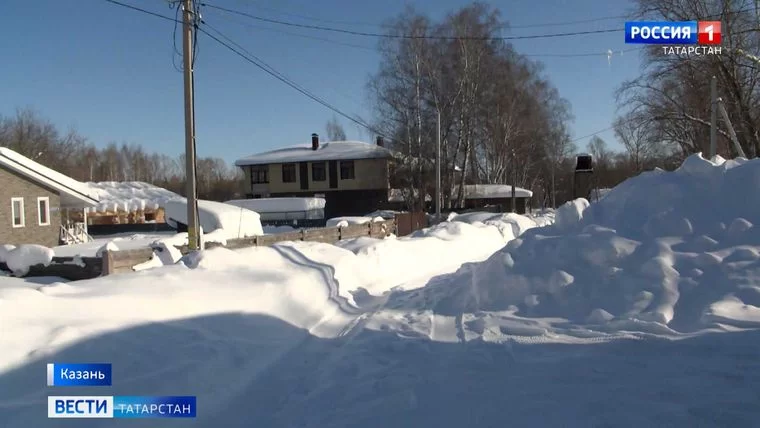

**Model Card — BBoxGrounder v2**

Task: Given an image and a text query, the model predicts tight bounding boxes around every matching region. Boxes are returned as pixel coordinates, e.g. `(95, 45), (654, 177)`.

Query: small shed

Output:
(454, 184), (533, 214)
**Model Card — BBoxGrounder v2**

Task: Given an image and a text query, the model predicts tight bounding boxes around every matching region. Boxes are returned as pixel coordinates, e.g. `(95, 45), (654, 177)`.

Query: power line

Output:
(103, 0), (178, 22)
(509, 15), (628, 29)
(204, 8), (378, 52)
(570, 125), (616, 143)
(234, 0), (386, 28)
(525, 47), (644, 58)
(200, 3), (622, 41)
(197, 21), (384, 138)
(206, 7), (640, 59)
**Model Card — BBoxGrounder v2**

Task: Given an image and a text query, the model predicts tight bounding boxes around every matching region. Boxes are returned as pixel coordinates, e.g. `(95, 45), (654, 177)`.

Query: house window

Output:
(282, 163), (296, 183)
(251, 166), (269, 184)
(11, 197), (24, 228)
(311, 162), (326, 182)
(37, 197), (50, 226)
(340, 160), (355, 180)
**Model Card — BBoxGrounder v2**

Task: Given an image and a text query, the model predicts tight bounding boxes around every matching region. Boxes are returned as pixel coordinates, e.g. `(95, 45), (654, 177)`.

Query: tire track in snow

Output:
(270, 244), (411, 342)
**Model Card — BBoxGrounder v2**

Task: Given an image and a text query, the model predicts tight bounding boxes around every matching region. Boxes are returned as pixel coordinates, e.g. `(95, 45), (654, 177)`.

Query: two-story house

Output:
(234, 134), (393, 219)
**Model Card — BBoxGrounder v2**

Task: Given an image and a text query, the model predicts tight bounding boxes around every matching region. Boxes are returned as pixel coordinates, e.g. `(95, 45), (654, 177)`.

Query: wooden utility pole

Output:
(511, 148), (516, 213)
(435, 110), (441, 222)
(182, 0), (200, 250)
(710, 75), (717, 158)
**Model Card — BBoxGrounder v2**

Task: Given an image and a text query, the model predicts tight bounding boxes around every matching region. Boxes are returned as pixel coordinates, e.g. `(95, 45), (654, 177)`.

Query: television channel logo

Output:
(625, 21), (721, 45)
(48, 396), (197, 419)
(48, 396), (113, 418)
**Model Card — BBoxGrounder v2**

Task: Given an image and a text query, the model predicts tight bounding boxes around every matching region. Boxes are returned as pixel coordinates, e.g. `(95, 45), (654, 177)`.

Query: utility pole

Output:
(710, 75), (717, 159)
(435, 110), (441, 222)
(511, 148), (516, 213)
(182, 0), (201, 250)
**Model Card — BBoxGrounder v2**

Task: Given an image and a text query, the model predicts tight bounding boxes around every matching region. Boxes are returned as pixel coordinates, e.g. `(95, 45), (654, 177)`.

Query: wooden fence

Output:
(2, 219), (397, 279)
(394, 212), (429, 236)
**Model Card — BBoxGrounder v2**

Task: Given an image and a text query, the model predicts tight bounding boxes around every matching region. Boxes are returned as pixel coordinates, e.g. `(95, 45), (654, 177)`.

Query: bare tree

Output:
(368, 3), (572, 212)
(614, 114), (655, 172)
(325, 116), (347, 141)
(618, 0), (760, 159)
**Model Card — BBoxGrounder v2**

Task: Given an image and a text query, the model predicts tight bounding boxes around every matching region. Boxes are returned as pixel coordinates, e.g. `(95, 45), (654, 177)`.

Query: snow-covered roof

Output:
(225, 197), (326, 213)
(0, 147), (99, 208)
(388, 188), (432, 203)
(454, 184), (533, 199)
(165, 199), (263, 238)
(85, 181), (183, 213)
(235, 141), (393, 166)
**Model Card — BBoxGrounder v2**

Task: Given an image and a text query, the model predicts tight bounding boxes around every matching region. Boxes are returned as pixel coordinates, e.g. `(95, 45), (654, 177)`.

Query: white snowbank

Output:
(53, 232), (177, 257)
(0, 244), (16, 264)
(165, 199), (264, 239)
(446, 211), (541, 241)
(3, 245), (54, 276)
(2, 177), (760, 427)
(554, 198), (590, 231)
(326, 216), (385, 228)
(430, 153), (760, 333)
(85, 181), (182, 213)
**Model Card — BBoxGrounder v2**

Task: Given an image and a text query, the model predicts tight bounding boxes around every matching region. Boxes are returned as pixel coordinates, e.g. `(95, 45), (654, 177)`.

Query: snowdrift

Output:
(435, 154), (760, 334)
(326, 216), (385, 228)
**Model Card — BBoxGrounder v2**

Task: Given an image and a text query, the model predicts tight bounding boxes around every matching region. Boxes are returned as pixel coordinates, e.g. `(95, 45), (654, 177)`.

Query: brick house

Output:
(0, 147), (99, 247)
(235, 134), (393, 219)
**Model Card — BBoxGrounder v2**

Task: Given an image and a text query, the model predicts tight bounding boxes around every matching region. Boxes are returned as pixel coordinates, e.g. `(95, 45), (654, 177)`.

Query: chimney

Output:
(376, 136), (384, 147)
(311, 133), (319, 151)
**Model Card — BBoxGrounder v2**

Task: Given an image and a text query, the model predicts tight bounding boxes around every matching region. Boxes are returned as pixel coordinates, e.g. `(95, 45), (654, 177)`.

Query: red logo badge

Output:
(698, 21), (721, 45)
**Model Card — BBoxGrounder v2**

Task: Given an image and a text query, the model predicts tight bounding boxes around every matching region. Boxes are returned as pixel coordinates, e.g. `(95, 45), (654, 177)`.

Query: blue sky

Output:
(0, 0), (641, 164)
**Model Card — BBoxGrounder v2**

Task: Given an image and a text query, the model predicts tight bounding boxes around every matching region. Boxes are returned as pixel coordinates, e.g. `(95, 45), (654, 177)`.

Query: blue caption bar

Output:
(48, 396), (197, 418)
(625, 21), (697, 44)
(47, 363), (112, 386)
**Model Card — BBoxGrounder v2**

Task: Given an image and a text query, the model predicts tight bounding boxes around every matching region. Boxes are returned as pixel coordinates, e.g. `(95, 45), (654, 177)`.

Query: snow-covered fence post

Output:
(102, 250), (114, 275)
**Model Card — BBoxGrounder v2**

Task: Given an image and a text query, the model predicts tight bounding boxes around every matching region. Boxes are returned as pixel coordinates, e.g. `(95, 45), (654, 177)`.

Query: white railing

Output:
(60, 222), (93, 245)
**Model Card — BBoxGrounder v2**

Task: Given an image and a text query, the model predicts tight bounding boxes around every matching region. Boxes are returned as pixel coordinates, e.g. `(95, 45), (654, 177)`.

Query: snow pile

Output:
(165, 199), (264, 239)
(0, 244), (15, 264)
(326, 216), (385, 228)
(95, 241), (118, 257)
(133, 242), (184, 272)
(445, 211), (542, 241)
(435, 154), (760, 334)
(85, 181), (182, 213)
(554, 198), (590, 231)
(2, 245), (54, 276)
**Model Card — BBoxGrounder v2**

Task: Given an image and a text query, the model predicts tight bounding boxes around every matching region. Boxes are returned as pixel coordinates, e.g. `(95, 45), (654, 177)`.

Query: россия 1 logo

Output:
(624, 21), (722, 56)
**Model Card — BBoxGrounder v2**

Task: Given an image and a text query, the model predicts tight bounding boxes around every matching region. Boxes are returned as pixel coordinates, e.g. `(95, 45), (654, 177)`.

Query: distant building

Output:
(235, 134), (393, 218)
(0, 147), (99, 246)
(453, 184), (533, 214)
